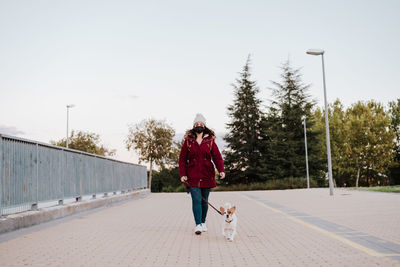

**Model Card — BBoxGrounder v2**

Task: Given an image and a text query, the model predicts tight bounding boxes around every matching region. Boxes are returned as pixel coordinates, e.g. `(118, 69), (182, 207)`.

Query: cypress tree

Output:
(262, 60), (324, 182)
(223, 56), (264, 185)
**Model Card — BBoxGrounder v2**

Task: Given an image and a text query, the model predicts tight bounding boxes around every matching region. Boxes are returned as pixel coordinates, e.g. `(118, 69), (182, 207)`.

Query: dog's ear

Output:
(231, 206), (236, 214)
(220, 207), (225, 214)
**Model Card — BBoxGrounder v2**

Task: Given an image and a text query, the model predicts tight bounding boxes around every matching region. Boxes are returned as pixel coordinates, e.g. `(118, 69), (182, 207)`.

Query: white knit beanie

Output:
(193, 113), (206, 125)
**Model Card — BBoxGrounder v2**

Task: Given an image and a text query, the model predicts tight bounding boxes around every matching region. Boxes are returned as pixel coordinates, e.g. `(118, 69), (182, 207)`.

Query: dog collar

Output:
(225, 219), (233, 223)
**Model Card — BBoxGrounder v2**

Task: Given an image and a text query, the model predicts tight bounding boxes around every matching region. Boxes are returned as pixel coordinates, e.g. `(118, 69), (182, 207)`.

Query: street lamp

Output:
(302, 116), (310, 189)
(66, 104), (75, 148)
(306, 49), (334, 196)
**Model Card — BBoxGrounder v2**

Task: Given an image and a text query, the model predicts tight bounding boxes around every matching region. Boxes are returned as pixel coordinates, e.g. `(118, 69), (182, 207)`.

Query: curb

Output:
(0, 189), (150, 235)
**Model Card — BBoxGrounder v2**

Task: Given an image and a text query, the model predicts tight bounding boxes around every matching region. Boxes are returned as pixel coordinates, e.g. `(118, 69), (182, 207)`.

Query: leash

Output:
(184, 181), (223, 216)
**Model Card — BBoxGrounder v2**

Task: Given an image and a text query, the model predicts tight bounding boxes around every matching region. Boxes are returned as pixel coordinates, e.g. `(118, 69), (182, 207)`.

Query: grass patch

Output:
(349, 185), (400, 193)
(213, 177), (317, 192)
(155, 177), (318, 192)
(160, 183), (187, 193)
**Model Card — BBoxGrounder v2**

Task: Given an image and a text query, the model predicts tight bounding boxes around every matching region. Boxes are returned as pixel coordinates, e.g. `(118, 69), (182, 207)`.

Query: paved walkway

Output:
(0, 188), (399, 266)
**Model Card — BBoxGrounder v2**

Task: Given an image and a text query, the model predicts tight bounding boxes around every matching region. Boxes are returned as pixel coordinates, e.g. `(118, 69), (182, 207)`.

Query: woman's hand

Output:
(219, 172), (225, 179)
(180, 176), (188, 183)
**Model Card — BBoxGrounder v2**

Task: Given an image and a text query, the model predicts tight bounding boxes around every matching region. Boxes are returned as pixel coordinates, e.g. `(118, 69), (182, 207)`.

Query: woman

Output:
(179, 113), (225, 235)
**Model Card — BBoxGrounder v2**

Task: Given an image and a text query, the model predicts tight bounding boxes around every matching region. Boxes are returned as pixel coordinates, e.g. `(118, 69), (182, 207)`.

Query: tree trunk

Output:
(148, 160), (153, 191)
(356, 167), (360, 188)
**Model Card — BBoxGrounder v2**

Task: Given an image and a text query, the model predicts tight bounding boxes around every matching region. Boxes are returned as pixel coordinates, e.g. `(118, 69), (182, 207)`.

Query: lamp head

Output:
(306, 49), (325, 56)
(67, 104), (75, 108)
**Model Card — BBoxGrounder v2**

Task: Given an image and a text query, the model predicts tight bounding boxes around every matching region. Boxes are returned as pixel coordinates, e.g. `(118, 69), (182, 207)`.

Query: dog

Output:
(220, 203), (237, 241)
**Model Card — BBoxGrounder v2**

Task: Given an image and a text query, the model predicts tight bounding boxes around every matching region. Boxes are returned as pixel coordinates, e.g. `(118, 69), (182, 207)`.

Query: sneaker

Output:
(201, 223), (207, 232)
(194, 224), (202, 235)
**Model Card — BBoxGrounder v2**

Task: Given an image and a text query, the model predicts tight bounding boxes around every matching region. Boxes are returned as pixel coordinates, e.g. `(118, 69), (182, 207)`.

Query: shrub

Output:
(175, 184), (188, 192)
(161, 185), (175, 192)
(151, 167), (180, 192)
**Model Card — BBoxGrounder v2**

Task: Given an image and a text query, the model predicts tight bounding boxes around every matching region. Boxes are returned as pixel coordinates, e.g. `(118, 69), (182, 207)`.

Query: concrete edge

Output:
(0, 189), (150, 235)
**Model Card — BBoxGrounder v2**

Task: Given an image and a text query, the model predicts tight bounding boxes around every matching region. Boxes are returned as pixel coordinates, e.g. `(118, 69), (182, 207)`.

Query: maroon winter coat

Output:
(179, 132), (225, 188)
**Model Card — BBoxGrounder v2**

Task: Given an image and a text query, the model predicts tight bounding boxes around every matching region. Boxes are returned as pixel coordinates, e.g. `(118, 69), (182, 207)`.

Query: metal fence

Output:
(0, 134), (147, 215)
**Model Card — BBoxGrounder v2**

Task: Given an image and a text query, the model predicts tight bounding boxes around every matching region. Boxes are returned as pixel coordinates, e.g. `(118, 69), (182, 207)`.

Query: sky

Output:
(1, 0), (399, 164)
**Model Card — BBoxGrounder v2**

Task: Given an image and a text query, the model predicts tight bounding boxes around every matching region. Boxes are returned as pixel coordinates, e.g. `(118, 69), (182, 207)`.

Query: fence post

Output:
(0, 135), (3, 215)
(32, 143), (39, 211)
(78, 153), (82, 203)
(59, 151), (65, 206)
(112, 162), (114, 195)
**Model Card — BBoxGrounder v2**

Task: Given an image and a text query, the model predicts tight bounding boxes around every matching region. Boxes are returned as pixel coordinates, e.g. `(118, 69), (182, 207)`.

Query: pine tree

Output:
(262, 60), (324, 182)
(223, 56), (264, 185)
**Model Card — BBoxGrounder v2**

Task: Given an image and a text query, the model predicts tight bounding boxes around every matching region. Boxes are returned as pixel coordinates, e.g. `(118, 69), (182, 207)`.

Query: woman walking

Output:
(179, 114), (225, 235)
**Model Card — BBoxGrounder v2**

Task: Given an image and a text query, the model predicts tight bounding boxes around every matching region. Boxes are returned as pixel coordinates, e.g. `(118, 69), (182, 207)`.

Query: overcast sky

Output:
(1, 0), (399, 164)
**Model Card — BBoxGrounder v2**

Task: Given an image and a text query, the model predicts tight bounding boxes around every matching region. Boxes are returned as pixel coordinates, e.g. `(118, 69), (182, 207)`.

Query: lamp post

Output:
(302, 116), (310, 189)
(66, 104), (75, 148)
(306, 49), (334, 196)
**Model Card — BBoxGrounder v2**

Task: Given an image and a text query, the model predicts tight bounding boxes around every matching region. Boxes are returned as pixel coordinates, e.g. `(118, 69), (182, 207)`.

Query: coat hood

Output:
(184, 128), (216, 139)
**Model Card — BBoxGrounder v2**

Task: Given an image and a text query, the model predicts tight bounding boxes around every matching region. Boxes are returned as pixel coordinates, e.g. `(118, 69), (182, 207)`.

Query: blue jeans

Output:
(189, 187), (210, 225)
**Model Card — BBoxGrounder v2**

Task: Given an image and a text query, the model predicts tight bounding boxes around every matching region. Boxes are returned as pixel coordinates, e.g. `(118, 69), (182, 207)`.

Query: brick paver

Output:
(0, 188), (399, 266)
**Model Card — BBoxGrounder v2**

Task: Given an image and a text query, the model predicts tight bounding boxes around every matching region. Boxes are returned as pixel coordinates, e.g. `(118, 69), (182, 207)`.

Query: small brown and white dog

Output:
(220, 203), (237, 241)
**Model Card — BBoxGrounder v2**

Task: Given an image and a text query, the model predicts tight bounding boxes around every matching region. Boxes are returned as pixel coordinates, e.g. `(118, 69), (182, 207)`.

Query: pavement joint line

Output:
(239, 192), (399, 259)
